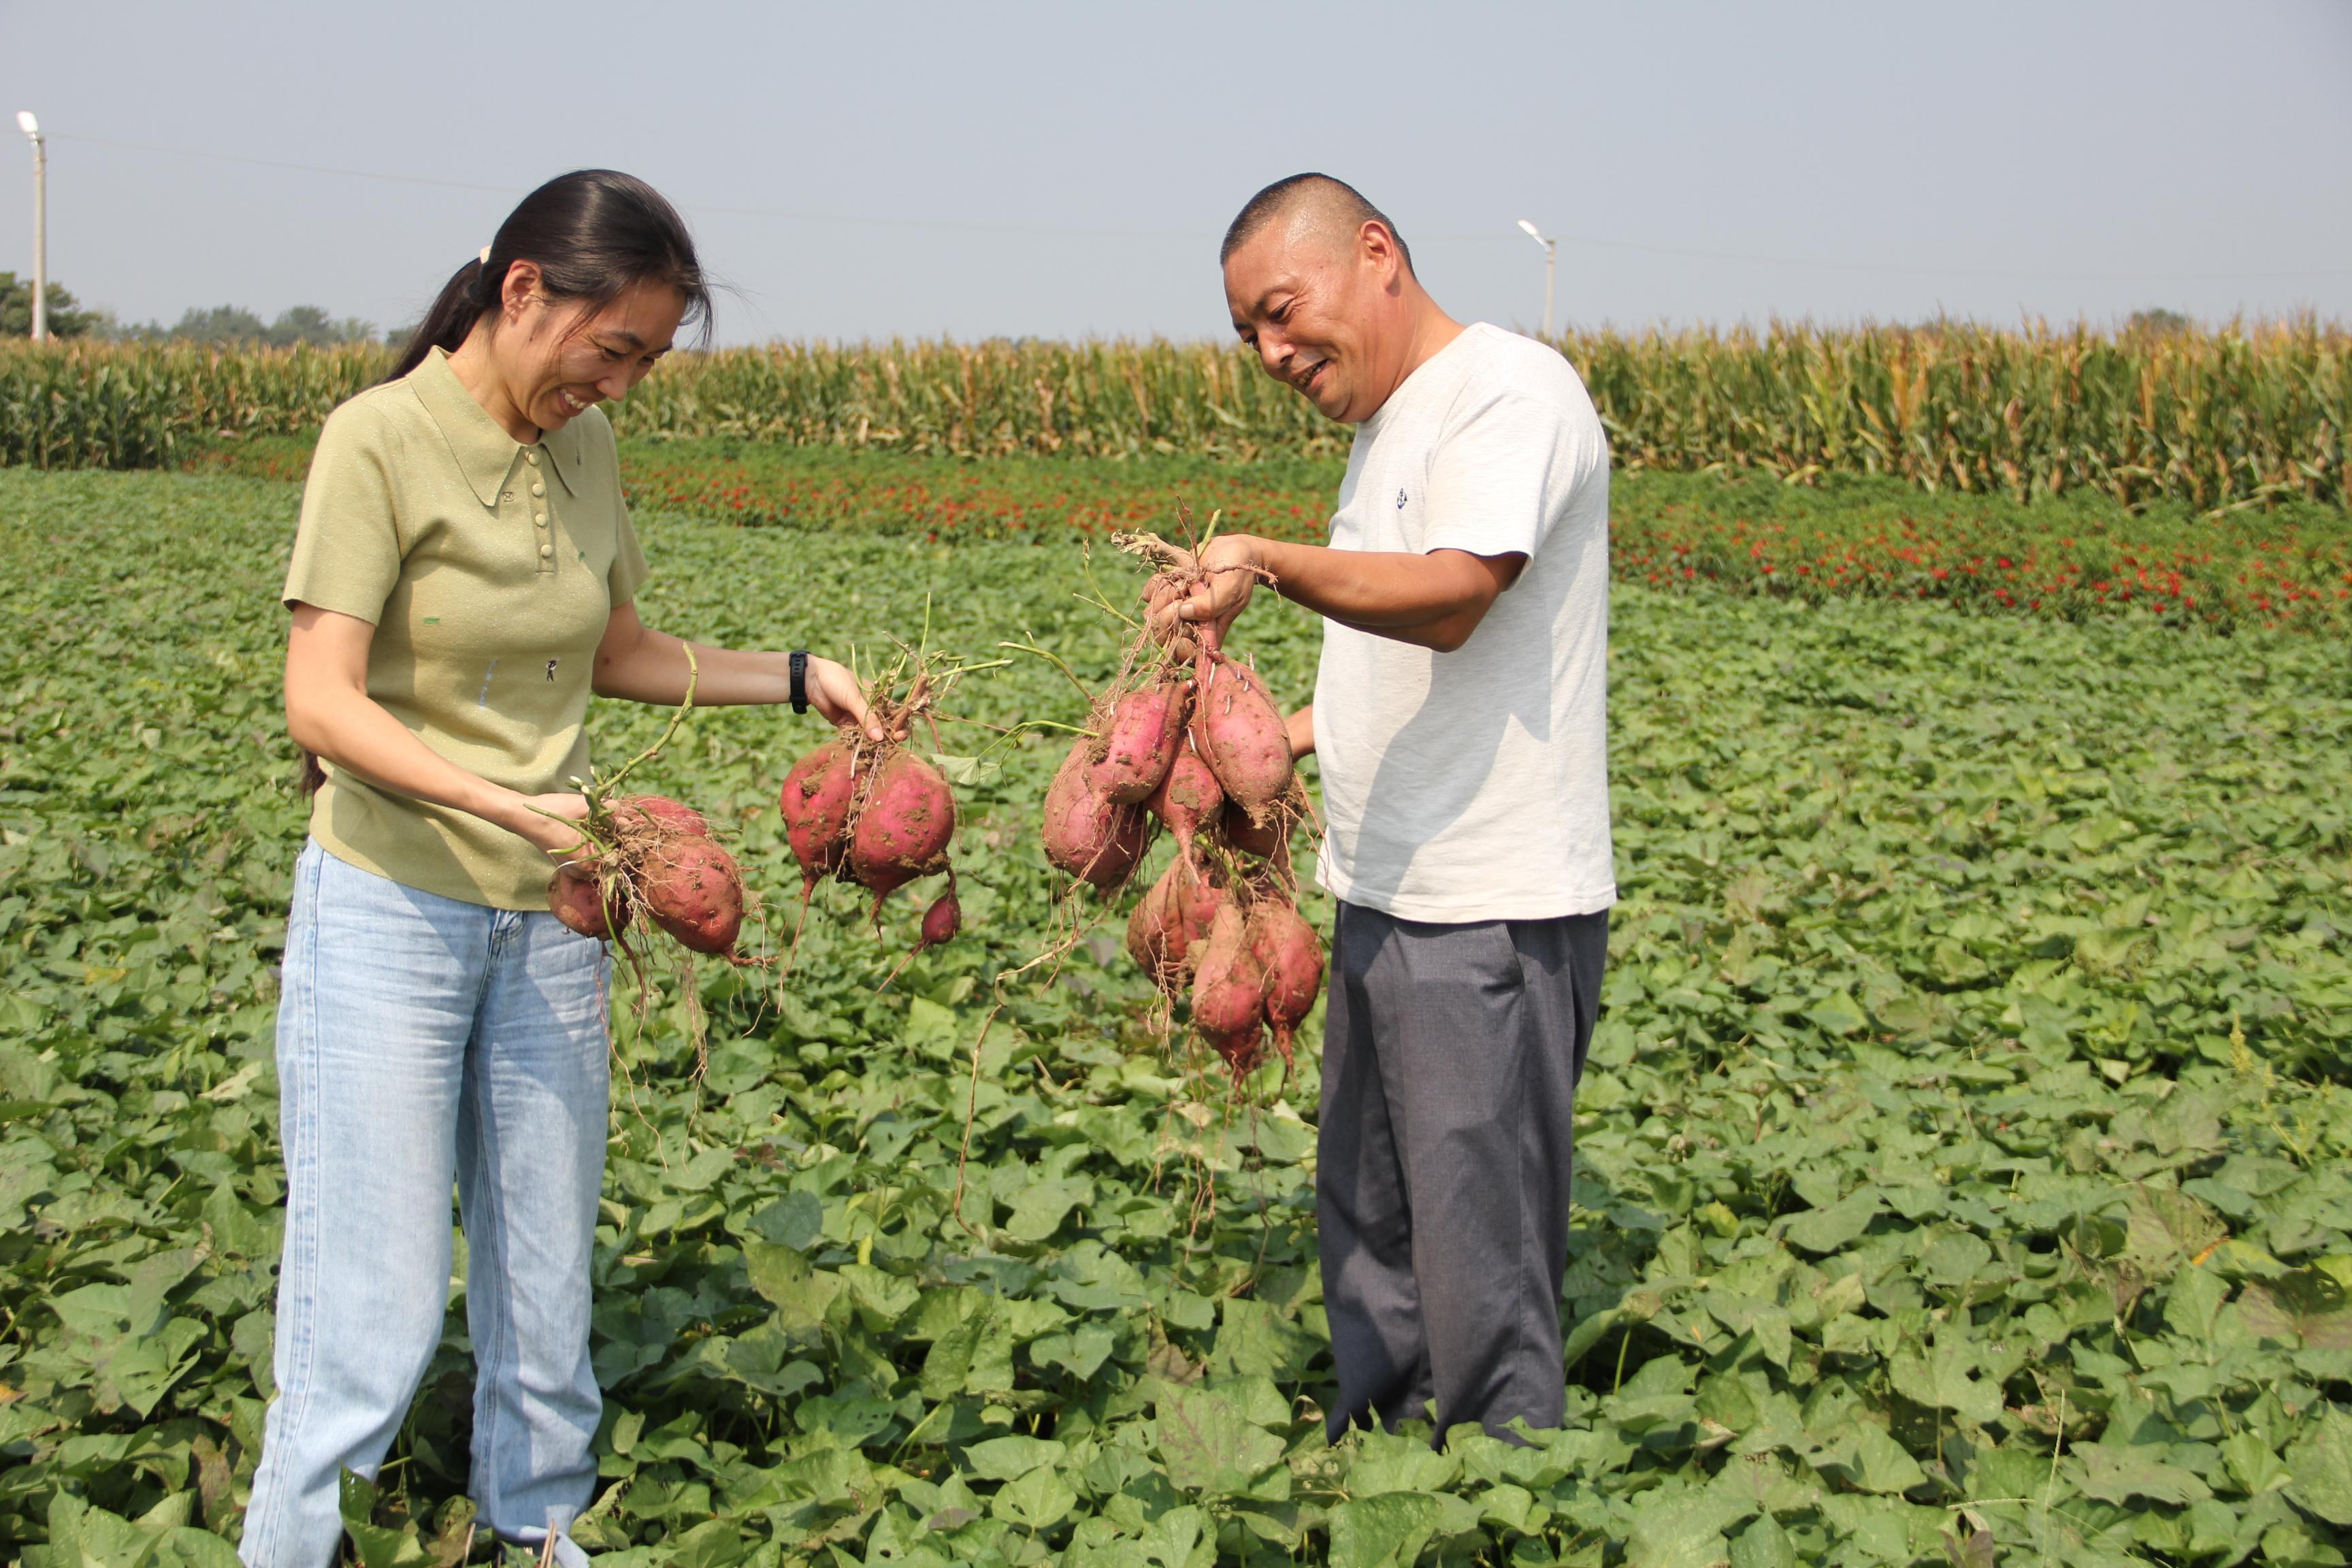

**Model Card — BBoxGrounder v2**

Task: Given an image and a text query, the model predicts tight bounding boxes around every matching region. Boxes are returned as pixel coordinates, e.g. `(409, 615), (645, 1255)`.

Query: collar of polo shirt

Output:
(410, 346), (588, 508)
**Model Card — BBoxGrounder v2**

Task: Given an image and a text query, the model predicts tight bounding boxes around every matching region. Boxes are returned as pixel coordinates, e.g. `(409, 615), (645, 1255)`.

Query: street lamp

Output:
(1516, 218), (1556, 340)
(15, 112), (44, 343)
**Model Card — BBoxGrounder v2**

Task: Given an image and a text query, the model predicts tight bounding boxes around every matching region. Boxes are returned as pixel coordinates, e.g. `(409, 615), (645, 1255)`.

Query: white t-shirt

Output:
(1311, 322), (1615, 924)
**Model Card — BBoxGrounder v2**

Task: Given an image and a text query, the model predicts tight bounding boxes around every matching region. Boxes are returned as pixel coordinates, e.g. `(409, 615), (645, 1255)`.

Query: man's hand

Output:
(1147, 535), (1269, 653)
(1285, 704), (1316, 760)
(1147, 534), (1524, 656)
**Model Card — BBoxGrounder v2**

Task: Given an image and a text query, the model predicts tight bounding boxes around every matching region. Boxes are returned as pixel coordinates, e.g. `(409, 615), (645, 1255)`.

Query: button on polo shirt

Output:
(283, 347), (649, 909)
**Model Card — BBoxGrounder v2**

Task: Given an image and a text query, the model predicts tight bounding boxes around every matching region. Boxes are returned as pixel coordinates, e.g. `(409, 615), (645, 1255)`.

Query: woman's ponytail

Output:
(382, 171), (710, 387)
(386, 257), (494, 383)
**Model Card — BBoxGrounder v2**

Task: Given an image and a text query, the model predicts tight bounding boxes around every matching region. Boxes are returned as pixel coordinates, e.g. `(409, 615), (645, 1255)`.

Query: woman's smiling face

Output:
(495, 263), (687, 435)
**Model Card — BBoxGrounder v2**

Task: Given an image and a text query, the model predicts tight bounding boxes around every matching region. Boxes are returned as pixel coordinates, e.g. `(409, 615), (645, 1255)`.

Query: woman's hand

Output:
(508, 791), (593, 861)
(803, 654), (887, 742)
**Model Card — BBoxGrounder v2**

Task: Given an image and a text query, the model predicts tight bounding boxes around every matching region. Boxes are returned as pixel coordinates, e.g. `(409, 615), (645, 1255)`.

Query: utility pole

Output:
(15, 113), (44, 342)
(1516, 218), (1556, 340)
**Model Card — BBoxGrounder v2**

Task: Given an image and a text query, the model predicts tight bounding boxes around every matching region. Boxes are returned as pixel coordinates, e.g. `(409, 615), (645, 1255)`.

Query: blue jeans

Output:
(241, 842), (611, 1568)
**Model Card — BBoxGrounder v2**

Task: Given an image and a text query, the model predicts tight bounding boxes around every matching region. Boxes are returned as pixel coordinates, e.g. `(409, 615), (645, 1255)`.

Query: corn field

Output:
(3, 321), (2345, 510)
(0, 342), (383, 470)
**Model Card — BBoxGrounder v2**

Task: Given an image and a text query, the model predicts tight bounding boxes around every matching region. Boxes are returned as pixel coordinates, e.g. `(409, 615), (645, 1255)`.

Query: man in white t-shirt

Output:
(1156, 174), (1613, 1443)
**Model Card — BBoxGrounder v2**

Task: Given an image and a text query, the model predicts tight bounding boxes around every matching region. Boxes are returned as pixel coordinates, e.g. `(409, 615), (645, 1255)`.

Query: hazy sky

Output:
(3, 1), (2347, 344)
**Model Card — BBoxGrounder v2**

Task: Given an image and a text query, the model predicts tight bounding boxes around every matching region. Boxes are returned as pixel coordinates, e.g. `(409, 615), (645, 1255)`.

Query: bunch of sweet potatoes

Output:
(1036, 527), (1324, 1073)
(778, 729), (962, 948)
(548, 794), (745, 957)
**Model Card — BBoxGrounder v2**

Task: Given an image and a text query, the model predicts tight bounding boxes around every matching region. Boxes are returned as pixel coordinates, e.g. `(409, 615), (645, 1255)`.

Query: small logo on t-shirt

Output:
(1396, 488), (1409, 510)
(545, 658), (560, 683)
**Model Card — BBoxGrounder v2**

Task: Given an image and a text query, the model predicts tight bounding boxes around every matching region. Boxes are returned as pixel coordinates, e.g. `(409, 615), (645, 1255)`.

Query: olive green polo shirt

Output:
(284, 347), (649, 909)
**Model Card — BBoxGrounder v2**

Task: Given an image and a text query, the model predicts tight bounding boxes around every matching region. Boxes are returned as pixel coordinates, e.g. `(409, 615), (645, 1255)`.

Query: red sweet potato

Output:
(1166, 853), (1227, 968)
(1126, 872), (1174, 988)
(779, 735), (860, 893)
(1094, 806), (1149, 889)
(1147, 744), (1223, 862)
(849, 749), (958, 896)
(1245, 900), (1323, 1062)
(1041, 738), (1147, 888)
(617, 794), (710, 840)
(919, 885), (961, 949)
(547, 863), (626, 941)
(640, 836), (744, 955)
(1190, 652), (1292, 825)
(1097, 681), (1193, 805)
(1190, 904), (1267, 1072)
(1126, 853), (1224, 995)
(1219, 806), (1285, 860)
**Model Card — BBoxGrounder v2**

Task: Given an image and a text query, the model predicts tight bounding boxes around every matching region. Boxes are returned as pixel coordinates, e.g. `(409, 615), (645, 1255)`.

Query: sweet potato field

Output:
(3, 461), (2352, 1568)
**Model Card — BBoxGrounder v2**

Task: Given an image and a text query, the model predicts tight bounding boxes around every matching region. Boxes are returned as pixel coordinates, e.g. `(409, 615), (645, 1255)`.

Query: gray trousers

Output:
(1317, 900), (1609, 1442)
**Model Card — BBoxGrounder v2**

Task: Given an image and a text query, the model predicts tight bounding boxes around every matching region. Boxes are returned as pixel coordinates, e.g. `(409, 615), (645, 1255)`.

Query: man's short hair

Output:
(1220, 173), (1414, 273)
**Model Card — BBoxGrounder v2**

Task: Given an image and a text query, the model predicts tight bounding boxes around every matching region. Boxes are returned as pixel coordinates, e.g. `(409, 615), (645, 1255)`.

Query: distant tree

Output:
(2126, 308), (2193, 337)
(167, 305), (272, 345)
(120, 303), (376, 346)
(0, 273), (101, 338)
(264, 306), (377, 347)
(87, 311), (167, 343)
(93, 303), (376, 346)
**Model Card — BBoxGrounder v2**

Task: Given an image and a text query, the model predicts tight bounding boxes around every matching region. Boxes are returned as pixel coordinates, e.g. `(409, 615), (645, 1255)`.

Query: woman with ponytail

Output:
(242, 171), (873, 1568)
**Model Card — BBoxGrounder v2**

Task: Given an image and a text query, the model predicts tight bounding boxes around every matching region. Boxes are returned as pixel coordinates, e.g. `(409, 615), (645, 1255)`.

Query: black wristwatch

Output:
(788, 650), (811, 714)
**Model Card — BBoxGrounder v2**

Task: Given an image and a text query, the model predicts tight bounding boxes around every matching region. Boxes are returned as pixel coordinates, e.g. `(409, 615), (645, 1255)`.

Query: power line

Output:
(50, 132), (517, 197)
(45, 131), (2351, 288)
(1527, 230), (2347, 286)
(43, 133), (1194, 236)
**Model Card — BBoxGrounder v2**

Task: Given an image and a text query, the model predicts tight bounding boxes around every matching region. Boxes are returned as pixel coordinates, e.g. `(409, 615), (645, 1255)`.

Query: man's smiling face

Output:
(1223, 216), (1398, 424)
